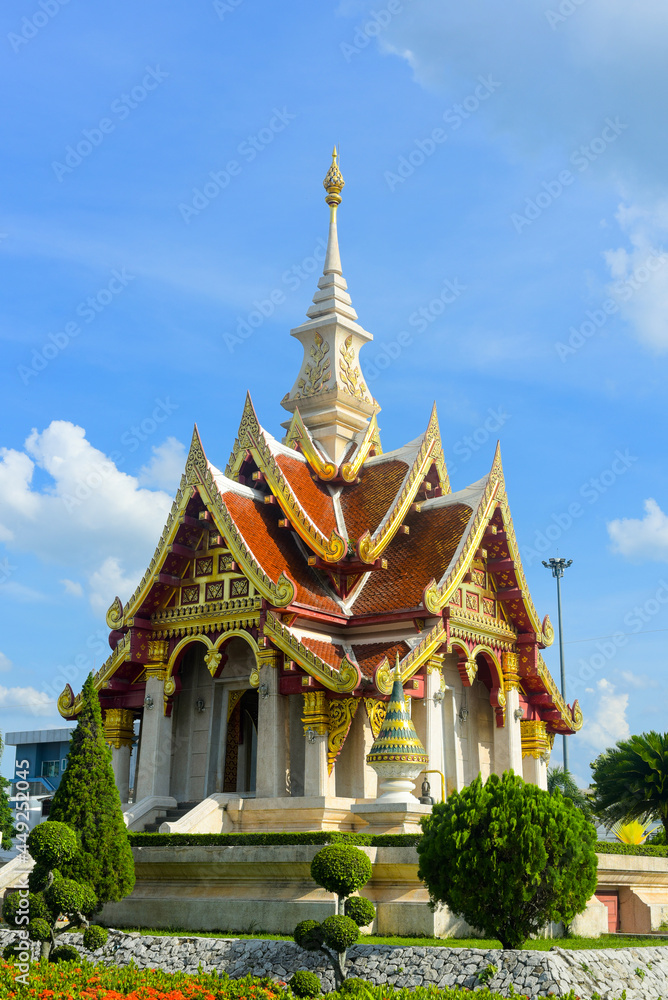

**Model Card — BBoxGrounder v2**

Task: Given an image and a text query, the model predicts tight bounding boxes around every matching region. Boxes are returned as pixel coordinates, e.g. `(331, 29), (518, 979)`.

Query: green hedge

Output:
(128, 831), (420, 848)
(595, 840), (668, 858)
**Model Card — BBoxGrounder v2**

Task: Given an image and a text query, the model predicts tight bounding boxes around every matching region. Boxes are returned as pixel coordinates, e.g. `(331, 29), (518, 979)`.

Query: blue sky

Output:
(1, 0), (668, 787)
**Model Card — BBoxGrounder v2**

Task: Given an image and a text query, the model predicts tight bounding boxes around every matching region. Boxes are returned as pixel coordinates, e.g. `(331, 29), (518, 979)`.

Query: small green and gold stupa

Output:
(366, 655), (429, 803)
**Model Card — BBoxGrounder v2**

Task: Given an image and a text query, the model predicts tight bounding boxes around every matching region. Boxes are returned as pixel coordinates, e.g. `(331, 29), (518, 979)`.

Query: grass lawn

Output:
(117, 927), (667, 949)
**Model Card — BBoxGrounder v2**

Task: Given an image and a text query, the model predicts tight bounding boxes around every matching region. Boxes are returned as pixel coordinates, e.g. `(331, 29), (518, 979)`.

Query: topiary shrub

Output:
(293, 845), (375, 988)
(3, 942), (24, 961)
(311, 846), (372, 901)
(294, 920), (324, 951)
(289, 969), (322, 997)
(50, 944), (81, 963)
(418, 770), (598, 949)
(344, 896), (375, 928)
(27, 919), (51, 943)
(3, 821), (100, 962)
(338, 978), (372, 995)
(83, 924), (108, 951)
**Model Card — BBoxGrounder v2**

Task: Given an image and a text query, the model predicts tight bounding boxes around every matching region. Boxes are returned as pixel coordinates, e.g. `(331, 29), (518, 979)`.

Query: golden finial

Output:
(392, 651), (402, 681)
(323, 146), (345, 206)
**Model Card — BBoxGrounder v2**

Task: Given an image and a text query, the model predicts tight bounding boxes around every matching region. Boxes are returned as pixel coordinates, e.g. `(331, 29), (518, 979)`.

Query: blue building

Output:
(5, 728), (74, 833)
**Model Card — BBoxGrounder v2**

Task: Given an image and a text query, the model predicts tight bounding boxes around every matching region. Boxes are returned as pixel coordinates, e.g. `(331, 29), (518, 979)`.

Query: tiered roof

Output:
(58, 150), (582, 740)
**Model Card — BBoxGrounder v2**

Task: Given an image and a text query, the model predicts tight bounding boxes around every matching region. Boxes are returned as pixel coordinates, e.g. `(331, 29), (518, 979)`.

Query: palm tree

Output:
(590, 732), (668, 838)
(547, 765), (594, 822)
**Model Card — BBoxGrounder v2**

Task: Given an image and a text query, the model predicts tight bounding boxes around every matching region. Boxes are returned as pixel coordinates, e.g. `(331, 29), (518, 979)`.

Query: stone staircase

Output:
(142, 802), (200, 833)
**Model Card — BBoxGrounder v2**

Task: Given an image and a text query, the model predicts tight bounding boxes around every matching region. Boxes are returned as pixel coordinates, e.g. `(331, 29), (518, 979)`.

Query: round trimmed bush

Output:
(289, 969), (322, 997)
(27, 821), (77, 869)
(83, 924), (108, 951)
(310, 846), (372, 898)
(50, 944), (81, 963)
(339, 978), (371, 995)
(320, 915), (359, 952)
(2, 890), (49, 927)
(28, 918), (51, 942)
(3, 942), (25, 961)
(344, 896), (375, 928)
(294, 919), (324, 951)
(45, 874), (96, 916)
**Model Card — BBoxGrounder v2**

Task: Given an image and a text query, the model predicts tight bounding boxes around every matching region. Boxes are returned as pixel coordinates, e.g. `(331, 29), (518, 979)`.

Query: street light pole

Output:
(542, 557), (573, 773)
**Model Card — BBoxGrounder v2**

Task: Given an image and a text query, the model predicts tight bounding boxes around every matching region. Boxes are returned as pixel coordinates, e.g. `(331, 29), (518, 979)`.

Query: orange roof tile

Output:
(299, 637), (347, 670)
(274, 453), (339, 539)
(339, 459), (409, 541)
(222, 490), (341, 614)
(352, 641), (411, 678)
(350, 502), (472, 615)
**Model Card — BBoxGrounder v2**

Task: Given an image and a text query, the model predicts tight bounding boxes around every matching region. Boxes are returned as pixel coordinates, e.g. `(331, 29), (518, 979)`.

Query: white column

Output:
(255, 649), (288, 799)
(493, 686), (523, 776)
(103, 708), (134, 803)
(523, 753), (548, 790)
(442, 685), (465, 796)
(302, 691), (330, 797)
(423, 658), (445, 802)
(135, 667), (174, 800)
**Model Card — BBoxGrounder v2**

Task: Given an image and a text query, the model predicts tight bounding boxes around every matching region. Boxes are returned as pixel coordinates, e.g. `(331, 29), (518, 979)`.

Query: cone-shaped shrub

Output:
(49, 673), (135, 908)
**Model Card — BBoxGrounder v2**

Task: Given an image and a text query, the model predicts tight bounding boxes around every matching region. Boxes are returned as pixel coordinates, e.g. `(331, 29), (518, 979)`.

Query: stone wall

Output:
(2, 928), (668, 999)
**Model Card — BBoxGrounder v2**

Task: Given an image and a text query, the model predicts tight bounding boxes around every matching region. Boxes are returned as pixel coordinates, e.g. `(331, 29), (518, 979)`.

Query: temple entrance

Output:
(223, 689), (258, 794)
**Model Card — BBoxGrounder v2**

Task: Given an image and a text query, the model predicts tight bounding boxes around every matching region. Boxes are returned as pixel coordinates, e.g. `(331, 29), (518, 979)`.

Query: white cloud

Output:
(581, 678), (630, 752)
(0, 421), (173, 611)
(61, 579), (83, 597)
(0, 653), (12, 673)
(602, 203), (668, 352)
(618, 669), (659, 690)
(88, 557), (142, 616)
(608, 498), (668, 562)
(138, 436), (186, 492)
(0, 685), (54, 716)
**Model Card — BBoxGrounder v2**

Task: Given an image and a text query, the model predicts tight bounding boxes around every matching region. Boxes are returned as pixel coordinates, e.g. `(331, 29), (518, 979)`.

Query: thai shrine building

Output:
(57, 152), (583, 836)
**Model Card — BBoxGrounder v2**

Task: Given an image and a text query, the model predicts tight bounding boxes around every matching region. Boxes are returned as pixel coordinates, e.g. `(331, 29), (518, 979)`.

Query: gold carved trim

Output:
(227, 689), (245, 721)
(364, 698), (388, 739)
(103, 708), (135, 749)
(58, 634), (130, 719)
(263, 612), (361, 693)
(521, 720), (550, 759)
(225, 394), (346, 563)
(340, 412), (383, 483)
(145, 664), (167, 680)
(204, 650), (223, 676)
(357, 411), (438, 564)
(502, 650), (521, 690)
(302, 690), (329, 735)
(423, 477), (501, 614)
(375, 620), (447, 695)
(327, 697), (360, 773)
(284, 408), (337, 480)
(339, 336), (371, 403)
(295, 332), (331, 397)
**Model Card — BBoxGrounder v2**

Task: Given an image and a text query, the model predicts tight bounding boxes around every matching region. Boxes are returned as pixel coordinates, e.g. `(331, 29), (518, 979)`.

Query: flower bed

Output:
(0, 960), (580, 1000)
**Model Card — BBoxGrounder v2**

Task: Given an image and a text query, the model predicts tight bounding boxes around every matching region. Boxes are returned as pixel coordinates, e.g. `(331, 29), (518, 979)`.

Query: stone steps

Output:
(142, 801), (200, 833)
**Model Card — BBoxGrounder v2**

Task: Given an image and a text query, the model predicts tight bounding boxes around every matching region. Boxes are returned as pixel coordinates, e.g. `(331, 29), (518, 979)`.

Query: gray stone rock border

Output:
(3, 928), (668, 998)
